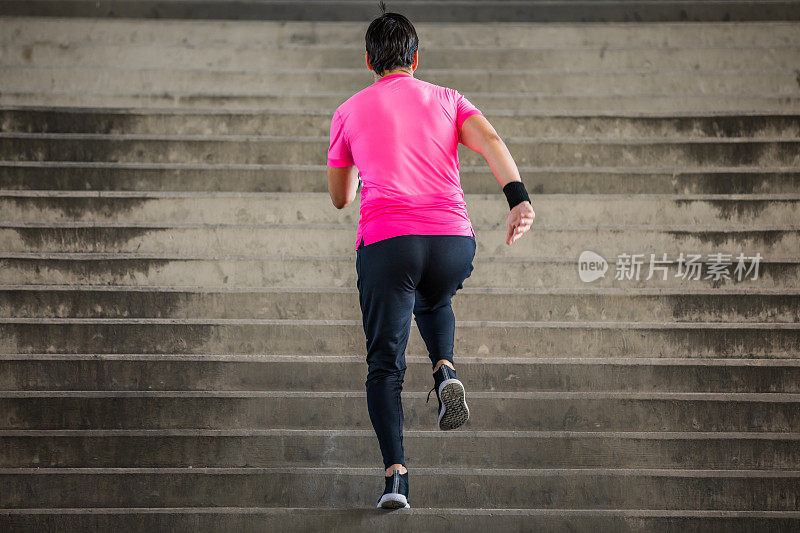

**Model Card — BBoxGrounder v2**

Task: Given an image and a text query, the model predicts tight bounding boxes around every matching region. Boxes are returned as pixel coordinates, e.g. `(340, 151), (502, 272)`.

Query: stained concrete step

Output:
(5, 109), (800, 139)
(5, 67), (798, 96)
(2, 507), (799, 533)
(3, 288), (798, 323)
(6, 90), (799, 113)
(2, 467), (800, 510)
(3, 429), (800, 469)
(5, 19), (799, 49)
(5, 134), (799, 168)
(3, 355), (799, 393)
(3, 391), (800, 431)
(2, 321), (797, 357)
(4, 193), (800, 227)
(3, 163), (798, 194)
(5, 43), (800, 71)
(4, 256), (795, 289)
(5, 0), (800, 21)
(2, 225), (796, 258)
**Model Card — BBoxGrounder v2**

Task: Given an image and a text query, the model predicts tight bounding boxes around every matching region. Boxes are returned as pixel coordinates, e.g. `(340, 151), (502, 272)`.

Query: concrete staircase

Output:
(1, 13), (800, 532)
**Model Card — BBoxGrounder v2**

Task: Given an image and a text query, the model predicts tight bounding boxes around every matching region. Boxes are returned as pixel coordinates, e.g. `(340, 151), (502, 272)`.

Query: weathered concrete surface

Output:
(1, 13), (799, 530)
(1, 467), (800, 509)
(2, 321), (798, 357)
(6, 67), (800, 95)
(3, 289), (799, 322)
(4, 194), (800, 226)
(1, 226), (797, 259)
(4, 109), (799, 138)
(4, 134), (799, 168)
(3, 0), (800, 21)
(4, 429), (800, 469)
(6, 90), (800, 112)
(5, 19), (800, 48)
(4, 256), (797, 289)
(3, 392), (800, 431)
(5, 43), (800, 71)
(3, 356), (800, 393)
(2, 509), (799, 533)
(3, 164), (799, 194)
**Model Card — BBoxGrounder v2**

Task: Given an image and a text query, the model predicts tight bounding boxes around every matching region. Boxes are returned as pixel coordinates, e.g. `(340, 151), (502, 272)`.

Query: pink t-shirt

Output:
(327, 73), (483, 250)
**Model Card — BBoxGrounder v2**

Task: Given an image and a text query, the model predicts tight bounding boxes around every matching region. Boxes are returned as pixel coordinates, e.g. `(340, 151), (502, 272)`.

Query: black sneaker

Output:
(426, 364), (469, 430)
(377, 470), (410, 509)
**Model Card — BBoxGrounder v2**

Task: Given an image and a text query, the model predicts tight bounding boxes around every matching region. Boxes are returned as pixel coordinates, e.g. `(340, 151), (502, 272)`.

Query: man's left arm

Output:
(327, 108), (359, 209)
(327, 165), (360, 209)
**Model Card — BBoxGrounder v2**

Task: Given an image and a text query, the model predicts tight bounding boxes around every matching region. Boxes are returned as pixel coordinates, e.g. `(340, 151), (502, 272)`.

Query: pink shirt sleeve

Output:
(454, 90), (483, 144)
(327, 109), (354, 167)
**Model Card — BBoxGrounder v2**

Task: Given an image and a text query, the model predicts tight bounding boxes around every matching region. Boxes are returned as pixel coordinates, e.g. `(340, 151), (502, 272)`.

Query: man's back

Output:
(327, 73), (483, 249)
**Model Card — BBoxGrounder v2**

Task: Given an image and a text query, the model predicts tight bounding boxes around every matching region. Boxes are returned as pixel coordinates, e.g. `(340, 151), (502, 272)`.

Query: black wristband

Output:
(502, 181), (530, 210)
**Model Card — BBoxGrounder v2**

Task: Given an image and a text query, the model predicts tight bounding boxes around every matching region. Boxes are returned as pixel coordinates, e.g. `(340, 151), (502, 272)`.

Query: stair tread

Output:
(4, 353), (800, 365)
(4, 466), (800, 476)
(5, 390), (800, 401)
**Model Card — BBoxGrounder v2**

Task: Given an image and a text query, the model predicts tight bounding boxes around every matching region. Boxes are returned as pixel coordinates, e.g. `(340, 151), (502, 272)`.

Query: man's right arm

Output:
(459, 114), (522, 189)
(459, 114), (535, 245)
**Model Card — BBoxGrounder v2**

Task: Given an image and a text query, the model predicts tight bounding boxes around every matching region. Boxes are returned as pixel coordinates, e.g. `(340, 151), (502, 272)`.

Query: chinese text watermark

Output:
(578, 251), (762, 282)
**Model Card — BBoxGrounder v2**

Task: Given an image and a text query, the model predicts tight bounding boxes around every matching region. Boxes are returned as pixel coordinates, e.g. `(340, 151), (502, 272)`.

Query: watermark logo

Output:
(578, 251), (762, 282)
(578, 250), (608, 283)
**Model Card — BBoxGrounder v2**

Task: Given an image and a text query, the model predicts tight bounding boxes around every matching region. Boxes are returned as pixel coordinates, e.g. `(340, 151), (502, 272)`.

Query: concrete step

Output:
(3, 391), (800, 431)
(4, 193), (800, 227)
(3, 429), (800, 469)
(5, 109), (800, 139)
(4, 19), (799, 49)
(2, 321), (797, 357)
(3, 256), (795, 289)
(3, 355), (799, 393)
(5, 134), (798, 168)
(2, 288), (798, 323)
(5, 42), (800, 71)
(3, 163), (798, 194)
(5, 91), (799, 113)
(5, 67), (798, 96)
(3, 0), (800, 22)
(2, 507), (799, 533)
(2, 225), (796, 258)
(1, 467), (800, 511)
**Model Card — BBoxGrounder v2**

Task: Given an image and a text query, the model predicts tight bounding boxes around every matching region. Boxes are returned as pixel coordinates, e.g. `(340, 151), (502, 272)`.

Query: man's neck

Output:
(374, 68), (414, 82)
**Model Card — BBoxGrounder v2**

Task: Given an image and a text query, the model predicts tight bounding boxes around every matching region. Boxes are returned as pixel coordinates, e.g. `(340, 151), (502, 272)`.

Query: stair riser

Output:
(3, 396), (800, 431)
(4, 137), (800, 168)
(3, 359), (800, 393)
(4, 434), (799, 469)
(5, 44), (800, 71)
(3, 167), (798, 195)
(3, 258), (795, 289)
(4, 110), (800, 139)
(1, 513), (797, 533)
(0, 470), (798, 509)
(6, 92), (800, 113)
(3, 227), (795, 257)
(7, 92), (800, 114)
(4, 68), (799, 95)
(3, 291), (798, 323)
(2, 323), (797, 357)
(4, 197), (799, 226)
(4, 19), (799, 48)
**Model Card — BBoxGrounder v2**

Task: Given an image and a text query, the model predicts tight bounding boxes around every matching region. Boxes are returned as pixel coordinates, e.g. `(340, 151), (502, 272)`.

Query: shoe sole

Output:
(437, 378), (469, 431)
(377, 493), (410, 509)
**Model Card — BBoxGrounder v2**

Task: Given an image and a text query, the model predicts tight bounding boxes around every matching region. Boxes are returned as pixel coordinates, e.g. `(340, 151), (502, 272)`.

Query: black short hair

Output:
(365, 1), (419, 76)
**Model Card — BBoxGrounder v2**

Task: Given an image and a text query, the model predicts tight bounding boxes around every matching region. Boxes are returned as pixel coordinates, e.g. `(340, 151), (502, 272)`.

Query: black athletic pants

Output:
(355, 233), (477, 469)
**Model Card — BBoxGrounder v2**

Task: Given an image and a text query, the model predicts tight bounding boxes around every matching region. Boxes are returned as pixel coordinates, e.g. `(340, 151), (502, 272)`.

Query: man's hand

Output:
(506, 201), (535, 245)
